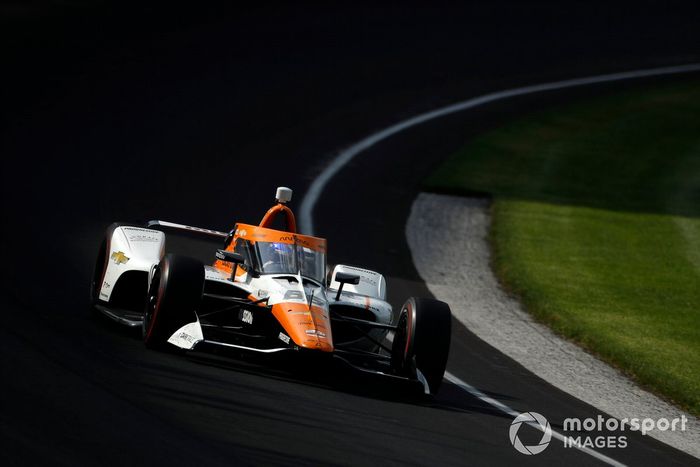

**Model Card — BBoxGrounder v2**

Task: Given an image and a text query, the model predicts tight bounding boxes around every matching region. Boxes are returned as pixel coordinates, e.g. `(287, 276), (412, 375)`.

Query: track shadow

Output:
(427, 381), (514, 420)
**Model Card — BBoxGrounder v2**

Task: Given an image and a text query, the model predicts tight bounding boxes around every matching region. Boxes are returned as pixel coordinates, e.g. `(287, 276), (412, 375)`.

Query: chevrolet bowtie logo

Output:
(111, 251), (130, 265)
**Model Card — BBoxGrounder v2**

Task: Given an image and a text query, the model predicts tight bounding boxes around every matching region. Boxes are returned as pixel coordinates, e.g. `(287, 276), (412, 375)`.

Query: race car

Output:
(90, 187), (452, 394)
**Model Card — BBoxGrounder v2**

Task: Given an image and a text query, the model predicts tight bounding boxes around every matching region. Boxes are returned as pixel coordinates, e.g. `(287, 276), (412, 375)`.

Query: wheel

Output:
(391, 297), (452, 395)
(142, 254), (204, 349)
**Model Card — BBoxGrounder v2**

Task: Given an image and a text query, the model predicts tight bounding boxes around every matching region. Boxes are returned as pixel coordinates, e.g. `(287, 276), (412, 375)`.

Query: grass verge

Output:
(426, 79), (700, 415)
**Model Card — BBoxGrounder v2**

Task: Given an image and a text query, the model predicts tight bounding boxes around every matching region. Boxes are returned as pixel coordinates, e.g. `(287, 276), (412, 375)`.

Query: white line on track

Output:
(299, 63), (700, 466)
(299, 63), (700, 236)
(445, 371), (626, 466)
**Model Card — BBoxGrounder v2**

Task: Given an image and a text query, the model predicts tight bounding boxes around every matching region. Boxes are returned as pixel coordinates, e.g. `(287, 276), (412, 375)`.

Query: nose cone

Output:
(272, 302), (333, 352)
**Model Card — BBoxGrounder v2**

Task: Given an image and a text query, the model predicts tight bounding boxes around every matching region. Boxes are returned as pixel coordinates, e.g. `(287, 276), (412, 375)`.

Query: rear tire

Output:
(391, 297), (451, 395)
(142, 254), (204, 349)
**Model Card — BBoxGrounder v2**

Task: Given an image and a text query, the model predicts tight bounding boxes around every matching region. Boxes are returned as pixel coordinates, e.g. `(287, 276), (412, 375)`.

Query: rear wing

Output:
(146, 220), (228, 239)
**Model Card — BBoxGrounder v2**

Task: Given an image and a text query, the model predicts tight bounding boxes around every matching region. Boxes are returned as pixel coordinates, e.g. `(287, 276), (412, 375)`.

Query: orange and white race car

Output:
(90, 187), (452, 394)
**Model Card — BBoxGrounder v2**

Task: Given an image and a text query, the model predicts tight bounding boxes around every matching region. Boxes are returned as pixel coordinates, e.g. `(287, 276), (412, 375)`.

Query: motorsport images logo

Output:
(509, 411), (689, 454)
(509, 412), (552, 455)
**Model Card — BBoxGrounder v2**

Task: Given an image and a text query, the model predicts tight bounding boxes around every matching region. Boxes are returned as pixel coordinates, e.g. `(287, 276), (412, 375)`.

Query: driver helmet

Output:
(268, 242), (295, 270)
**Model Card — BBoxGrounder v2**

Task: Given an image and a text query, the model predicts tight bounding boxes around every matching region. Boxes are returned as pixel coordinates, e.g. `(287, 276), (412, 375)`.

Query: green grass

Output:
(426, 79), (700, 415)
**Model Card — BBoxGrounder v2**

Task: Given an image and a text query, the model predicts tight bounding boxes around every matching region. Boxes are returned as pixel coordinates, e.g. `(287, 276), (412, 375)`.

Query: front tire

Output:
(143, 254), (204, 349)
(391, 297), (452, 395)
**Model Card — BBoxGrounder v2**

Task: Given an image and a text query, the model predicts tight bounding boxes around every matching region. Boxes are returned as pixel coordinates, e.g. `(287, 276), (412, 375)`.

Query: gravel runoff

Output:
(407, 192), (699, 459)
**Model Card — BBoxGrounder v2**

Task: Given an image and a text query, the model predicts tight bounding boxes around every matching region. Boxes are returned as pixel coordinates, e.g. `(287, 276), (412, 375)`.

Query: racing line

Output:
(299, 62), (700, 467)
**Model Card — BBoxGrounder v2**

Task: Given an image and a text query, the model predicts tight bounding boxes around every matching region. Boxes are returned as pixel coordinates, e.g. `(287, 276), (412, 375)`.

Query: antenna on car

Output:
(276, 186), (293, 204)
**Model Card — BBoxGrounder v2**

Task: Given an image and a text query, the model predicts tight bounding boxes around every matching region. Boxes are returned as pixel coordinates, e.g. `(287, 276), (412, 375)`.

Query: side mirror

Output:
(335, 272), (360, 301)
(216, 250), (245, 280)
(216, 249), (245, 264)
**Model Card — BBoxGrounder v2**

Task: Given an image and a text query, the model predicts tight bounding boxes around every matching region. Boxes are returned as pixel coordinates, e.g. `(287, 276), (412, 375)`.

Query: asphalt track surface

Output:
(2, 3), (700, 466)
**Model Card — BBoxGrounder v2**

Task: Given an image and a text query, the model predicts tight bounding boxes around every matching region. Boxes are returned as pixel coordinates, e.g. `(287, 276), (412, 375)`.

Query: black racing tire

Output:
(391, 297), (452, 395)
(142, 254), (204, 349)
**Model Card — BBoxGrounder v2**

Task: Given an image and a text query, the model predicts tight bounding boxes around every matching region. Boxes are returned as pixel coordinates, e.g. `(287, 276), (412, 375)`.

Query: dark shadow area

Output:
(91, 303), (514, 419)
(3, 2), (700, 466)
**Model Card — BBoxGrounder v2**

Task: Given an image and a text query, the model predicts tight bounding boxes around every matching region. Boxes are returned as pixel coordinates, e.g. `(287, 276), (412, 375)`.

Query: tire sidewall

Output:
(143, 254), (204, 348)
(392, 297), (451, 394)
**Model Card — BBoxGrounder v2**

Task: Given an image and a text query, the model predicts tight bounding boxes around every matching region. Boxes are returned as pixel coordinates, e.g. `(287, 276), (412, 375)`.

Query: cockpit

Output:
(214, 186), (328, 284)
(253, 240), (326, 283)
(225, 224), (327, 284)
